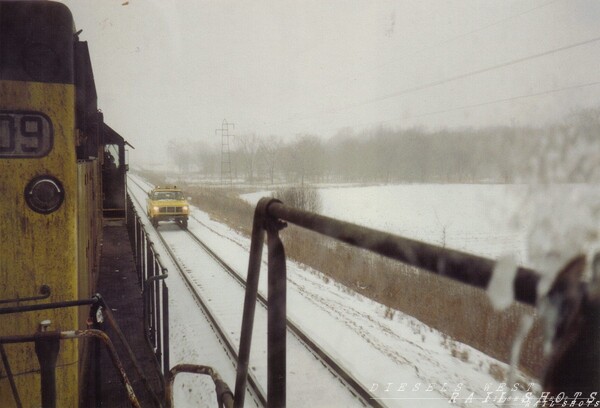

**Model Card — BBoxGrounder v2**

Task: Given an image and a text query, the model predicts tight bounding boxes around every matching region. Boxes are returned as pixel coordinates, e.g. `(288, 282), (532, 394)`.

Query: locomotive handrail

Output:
(166, 364), (234, 408)
(0, 296), (99, 315)
(235, 197), (596, 407)
(235, 198), (288, 408)
(98, 296), (165, 408)
(126, 194), (170, 380)
(0, 293), (164, 407)
(267, 199), (543, 305)
(0, 285), (51, 305)
(0, 329), (142, 408)
(143, 273), (170, 372)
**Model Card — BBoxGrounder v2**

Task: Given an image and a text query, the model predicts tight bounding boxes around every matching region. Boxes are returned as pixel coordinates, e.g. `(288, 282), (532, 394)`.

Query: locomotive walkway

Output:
(83, 221), (163, 407)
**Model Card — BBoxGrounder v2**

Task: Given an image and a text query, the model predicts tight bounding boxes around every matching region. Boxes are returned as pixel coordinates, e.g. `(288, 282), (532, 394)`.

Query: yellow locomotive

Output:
(0, 1), (128, 406)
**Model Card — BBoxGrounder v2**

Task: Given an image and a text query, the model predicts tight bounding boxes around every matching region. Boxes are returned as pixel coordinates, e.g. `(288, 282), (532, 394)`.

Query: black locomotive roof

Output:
(102, 122), (134, 149)
(0, 1), (75, 84)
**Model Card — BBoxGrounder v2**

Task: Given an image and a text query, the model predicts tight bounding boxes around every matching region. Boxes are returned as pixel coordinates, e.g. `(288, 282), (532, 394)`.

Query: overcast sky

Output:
(59, 0), (600, 165)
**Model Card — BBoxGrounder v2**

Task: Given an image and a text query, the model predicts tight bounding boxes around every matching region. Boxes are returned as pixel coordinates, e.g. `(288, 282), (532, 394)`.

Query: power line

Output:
(328, 79), (600, 133)
(282, 0), (564, 126)
(412, 80), (600, 119)
(278, 31), (600, 130)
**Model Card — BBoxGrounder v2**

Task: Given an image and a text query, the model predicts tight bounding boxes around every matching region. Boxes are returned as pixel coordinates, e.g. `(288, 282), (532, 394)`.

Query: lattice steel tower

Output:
(216, 119), (234, 186)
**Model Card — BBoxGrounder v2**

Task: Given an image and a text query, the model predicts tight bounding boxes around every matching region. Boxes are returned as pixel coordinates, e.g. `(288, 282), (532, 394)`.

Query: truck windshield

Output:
(153, 191), (184, 200)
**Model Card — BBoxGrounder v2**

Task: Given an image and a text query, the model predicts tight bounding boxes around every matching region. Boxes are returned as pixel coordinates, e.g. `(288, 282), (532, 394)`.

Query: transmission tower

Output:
(216, 119), (234, 187)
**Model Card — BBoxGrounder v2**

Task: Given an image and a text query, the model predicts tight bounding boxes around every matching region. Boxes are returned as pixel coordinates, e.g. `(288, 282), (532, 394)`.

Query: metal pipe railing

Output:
(266, 199), (541, 306)
(0, 284), (51, 305)
(0, 297), (99, 315)
(265, 213), (287, 407)
(0, 329), (142, 408)
(127, 194), (171, 377)
(0, 293), (163, 407)
(234, 199), (268, 408)
(234, 198), (290, 408)
(166, 364), (233, 408)
(233, 197), (548, 408)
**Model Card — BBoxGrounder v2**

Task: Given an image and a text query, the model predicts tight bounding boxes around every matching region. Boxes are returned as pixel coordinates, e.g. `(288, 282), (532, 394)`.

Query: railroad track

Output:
(156, 223), (268, 407)
(128, 179), (265, 406)
(127, 176), (382, 407)
(182, 227), (383, 407)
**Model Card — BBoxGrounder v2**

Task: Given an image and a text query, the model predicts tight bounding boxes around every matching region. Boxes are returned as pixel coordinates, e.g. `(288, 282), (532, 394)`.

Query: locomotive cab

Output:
(101, 124), (129, 220)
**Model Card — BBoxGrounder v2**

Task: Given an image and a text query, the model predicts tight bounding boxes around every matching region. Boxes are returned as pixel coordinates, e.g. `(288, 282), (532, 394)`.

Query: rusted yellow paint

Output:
(0, 80), (79, 407)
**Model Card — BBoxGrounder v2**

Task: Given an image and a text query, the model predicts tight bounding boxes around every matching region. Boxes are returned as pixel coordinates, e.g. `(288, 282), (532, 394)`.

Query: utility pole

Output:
(216, 119), (234, 187)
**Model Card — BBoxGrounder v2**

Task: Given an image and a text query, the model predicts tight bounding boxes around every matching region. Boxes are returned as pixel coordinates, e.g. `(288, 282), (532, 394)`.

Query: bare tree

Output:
(257, 135), (283, 185)
(235, 133), (260, 182)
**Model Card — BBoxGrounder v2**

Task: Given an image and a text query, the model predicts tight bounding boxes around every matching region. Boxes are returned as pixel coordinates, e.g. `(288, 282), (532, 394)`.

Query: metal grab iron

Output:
(0, 285), (51, 305)
(166, 364), (234, 408)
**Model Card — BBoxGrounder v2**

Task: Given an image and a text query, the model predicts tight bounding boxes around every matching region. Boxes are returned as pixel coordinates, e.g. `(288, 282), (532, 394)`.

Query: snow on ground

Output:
(242, 184), (530, 263)
(242, 183), (600, 280)
(131, 175), (545, 407)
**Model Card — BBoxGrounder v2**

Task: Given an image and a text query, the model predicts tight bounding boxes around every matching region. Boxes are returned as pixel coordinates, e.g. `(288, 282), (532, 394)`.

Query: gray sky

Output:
(59, 0), (600, 165)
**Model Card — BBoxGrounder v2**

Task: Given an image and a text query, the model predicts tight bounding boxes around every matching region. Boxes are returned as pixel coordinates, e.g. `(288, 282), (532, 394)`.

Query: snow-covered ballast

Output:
(235, 197), (598, 407)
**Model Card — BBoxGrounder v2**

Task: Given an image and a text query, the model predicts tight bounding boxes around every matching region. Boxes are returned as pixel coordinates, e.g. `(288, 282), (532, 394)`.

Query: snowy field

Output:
(242, 183), (600, 281)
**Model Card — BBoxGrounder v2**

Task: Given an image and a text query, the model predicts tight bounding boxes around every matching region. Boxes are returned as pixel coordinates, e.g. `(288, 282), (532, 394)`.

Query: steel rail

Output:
(183, 227), (379, 407)
(152, 225), (267, 408)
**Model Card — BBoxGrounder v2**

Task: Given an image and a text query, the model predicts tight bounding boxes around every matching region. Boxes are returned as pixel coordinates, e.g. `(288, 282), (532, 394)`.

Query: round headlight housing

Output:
(24, 175), (64, 214)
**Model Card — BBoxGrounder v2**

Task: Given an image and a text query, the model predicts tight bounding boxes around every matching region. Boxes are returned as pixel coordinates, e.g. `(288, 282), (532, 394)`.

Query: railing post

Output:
(147, 248), (155, 344)
(234, 198), (270, 408)
(266, 213), (287, 408)
(155, 260), (162, 367)
(141, 235), (146, 283)
(134, 217), (141, 284)
(34, 329), (60, 408)
(90, 300), (104, 408)
(162, 281), (170, 373)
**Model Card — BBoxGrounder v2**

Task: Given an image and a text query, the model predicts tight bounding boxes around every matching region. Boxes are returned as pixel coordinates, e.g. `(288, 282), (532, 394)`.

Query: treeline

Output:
(167, 108), (600, 184)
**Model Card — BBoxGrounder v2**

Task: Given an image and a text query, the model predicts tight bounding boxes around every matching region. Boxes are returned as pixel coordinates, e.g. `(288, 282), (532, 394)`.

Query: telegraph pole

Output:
(216, 119), (234, 187)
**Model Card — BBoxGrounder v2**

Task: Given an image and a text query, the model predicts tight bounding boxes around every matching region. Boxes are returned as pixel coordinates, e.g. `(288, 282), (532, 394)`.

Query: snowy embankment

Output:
(242, 183), (600, 280)
(242, 184), (527, 261)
